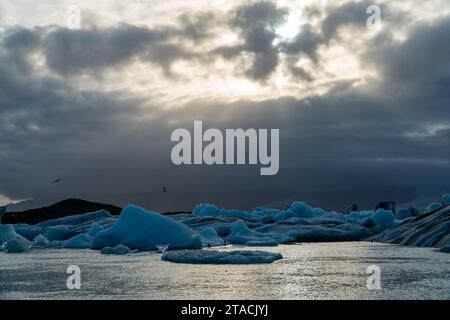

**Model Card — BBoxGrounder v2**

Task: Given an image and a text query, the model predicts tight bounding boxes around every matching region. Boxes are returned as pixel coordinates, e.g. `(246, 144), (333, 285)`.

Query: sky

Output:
(0, 0), (449, 212)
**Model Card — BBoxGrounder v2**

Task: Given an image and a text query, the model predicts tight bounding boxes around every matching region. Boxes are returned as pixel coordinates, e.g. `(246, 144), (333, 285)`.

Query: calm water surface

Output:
(1, 242), (449, 299)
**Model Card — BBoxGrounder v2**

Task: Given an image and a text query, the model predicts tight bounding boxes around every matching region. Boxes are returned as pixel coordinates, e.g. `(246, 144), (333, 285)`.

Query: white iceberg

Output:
(161, 250), (283, 264)
(91, 204), (202, 251)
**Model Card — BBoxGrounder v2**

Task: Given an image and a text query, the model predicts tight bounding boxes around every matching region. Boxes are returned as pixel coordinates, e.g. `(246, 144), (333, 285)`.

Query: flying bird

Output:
(52, 178), (62, 184)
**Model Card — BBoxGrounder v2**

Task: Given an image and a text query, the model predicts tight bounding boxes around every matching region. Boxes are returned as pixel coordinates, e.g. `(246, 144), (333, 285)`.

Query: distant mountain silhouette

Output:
(1, 198), (122, 225)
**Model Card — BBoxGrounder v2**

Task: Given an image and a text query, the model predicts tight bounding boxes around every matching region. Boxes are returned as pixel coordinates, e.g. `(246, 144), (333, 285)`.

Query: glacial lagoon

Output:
(1, 242), (449, 300)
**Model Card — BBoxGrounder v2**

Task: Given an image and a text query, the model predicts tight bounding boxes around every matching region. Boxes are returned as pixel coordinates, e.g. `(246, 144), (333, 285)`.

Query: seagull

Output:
(163, 187), (167, 193)
(52, 178), (62, 183)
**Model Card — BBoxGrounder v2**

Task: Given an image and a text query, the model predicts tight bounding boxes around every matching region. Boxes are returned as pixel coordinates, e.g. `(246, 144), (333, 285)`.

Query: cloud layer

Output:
(0, 0), (449, 211)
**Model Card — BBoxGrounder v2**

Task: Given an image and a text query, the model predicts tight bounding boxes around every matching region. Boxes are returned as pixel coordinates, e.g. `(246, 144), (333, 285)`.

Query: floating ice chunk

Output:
(396, 207), (420, 220)
(101, 244), (132, 255)
(442, 194), (450, 205)
(246, 240), (278, 246)
(46, 225), (76, 241)
(193, 204), (258, 220)
(225, 220), (289, 245)
(91, 204), (202, 251)
(425, 202), (442, 213)
(369, 205), (450, 248)
(289, 224), (369, 242)
(63, 233), (93, 249)
(198, 227), (225, 247)
(33, 234), (49, 248)
(273, 210), (296, 221)
(47, 240), (65, 249)
(14, 224), (43, 240)
(87, 222), (103, 237)
(37, 210), (111, 228)
(288, 202), (325, 218)
(161, 250), (283, 264)
(4, 238), (32, 253)
(362, 209), (394, 230)
(0, 225), (29, 246)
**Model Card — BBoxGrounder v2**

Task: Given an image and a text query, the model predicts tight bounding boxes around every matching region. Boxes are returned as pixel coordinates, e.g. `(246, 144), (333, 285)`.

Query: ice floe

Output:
(161, 250), (283, 264)
(101, 244), (132, 255)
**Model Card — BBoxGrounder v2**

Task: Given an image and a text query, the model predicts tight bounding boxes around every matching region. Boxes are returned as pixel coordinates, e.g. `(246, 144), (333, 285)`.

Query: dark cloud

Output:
(368, 18), (450, 86)
(321, 0), (377, 41)
(43, 24), (180, 75)
(281, 24), (322, 62)
(214, 1), (288, 80)
(177, 11), (222, 42)
(1, 0), (449, 212)
(0, 27), (42, 74)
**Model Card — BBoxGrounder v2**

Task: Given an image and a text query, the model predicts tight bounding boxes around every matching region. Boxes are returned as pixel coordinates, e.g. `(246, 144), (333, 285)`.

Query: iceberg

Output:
(224, 220), (292, 245)
(161, 250), (283, 264)
(193, 203), (261, 221)
(91, 205), (202, 251)
(87, 222), (103, 237)
(46, 225), (76, 241)
(443, 194), (450, 205)
(100, 244), (132, 255)
(369, 204), (450, 250)
(2, 193), (450, 254)
(396, 207), (420, 220)
(198, 227), (225, 247)
(288, 201), (326, 218)
(0, 225), (29, 246)
(3, 238), (32, 253)
(14, 224), (43, 240)
(424, 202), (442, 213)
(37, 210), (111, 228)
(63, 233), (93, 249)
(33, 234), (50, 248)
